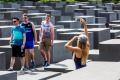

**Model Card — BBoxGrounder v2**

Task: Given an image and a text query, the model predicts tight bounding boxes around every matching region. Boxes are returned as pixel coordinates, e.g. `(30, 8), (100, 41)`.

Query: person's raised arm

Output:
(80, 18), (88, 37)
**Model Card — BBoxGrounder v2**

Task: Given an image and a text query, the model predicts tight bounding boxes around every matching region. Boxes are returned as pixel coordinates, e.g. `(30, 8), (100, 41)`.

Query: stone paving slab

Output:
(0, 71), (17, 80)
(44, 59), (91, 73)
(48, 61), (120, 80)
(17, 68), (61, 80)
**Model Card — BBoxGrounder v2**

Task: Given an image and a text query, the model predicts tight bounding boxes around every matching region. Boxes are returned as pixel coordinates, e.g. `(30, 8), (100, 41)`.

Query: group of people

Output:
(7, 13), (54, 72)
(7, 13), (90, 72)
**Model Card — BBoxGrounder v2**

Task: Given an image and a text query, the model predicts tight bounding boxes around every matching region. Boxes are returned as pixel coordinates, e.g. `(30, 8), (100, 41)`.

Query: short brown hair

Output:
(46, 14), (51, 18)
(23, 13), (28, 17)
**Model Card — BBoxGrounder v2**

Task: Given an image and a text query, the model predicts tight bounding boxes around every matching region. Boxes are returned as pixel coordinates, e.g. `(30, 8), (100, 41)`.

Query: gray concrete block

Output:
(0, 26), (11, 38)
(110, 30), (120, 39)
(0, 52), (6, 70)
(114, 10), (120, 20)
(81, 5), (96, 9)
(0, 8), (16, 12)
(57, 21), (81, 29)
(48, 61), (120, 80)
(58, 32), (94, 49)
(0, 11), (23, 21)
(0, 20), (12, 26)
(50, 40), (72, 63)
(27, 10), (39, 13)
(20, 6), (36, 10)
(0, 37), (10, 46)
(17, 1), (33, 6)
(74, 9), (95, 16)
(110, 20), (120, 24)
(43, 10), (62, 16)
(0, 71), (17, 80)
(98, 12), (117, 23)
(95, 17), (106, 23)
(93, 8), (104, 17)
(29, 16), (55, 25)
(27, 13), (46, 17)
(54, 25), (64, 29)
(87, 23), (106, 28)
(104, 3), (114, 11)
(65, 5), (79, 13)
(112, 25), (120, 30)
(99, 39), (120, 61)
(88, 49), (99, 61)
(79, 28), (110, 49)
(74, 16), (95, 24)
(37, 6), (53, 11)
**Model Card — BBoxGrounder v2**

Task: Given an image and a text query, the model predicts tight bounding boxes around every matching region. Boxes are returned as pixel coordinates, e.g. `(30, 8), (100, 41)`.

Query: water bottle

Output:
(21, 48), (23, 52)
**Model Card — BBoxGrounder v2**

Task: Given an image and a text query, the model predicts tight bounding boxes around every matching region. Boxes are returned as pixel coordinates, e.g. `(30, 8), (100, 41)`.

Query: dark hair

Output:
(46, 14), (51, 18)
(13, 17), (19, 21)
(105, 23), (109, 28)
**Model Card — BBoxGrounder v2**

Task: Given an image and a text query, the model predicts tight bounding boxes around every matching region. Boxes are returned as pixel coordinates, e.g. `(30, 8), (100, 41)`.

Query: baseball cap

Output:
(78, 34), (87, 43)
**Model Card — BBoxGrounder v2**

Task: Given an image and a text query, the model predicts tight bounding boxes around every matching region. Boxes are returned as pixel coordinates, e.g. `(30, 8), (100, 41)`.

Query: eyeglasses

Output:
(13, 21), (17, 23)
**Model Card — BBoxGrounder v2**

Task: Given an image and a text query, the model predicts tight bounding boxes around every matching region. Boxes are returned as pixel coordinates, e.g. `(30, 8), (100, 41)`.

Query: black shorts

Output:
(12, 45), (25, 57)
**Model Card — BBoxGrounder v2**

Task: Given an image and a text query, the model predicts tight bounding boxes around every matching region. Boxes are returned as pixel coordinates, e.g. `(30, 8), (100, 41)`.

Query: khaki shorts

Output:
(38, 38), (51, 51)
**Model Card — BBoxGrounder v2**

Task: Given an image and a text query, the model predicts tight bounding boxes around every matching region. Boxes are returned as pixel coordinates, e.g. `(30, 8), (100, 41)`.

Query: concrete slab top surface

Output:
(57, 21), (76, 23)
(111, 20), (120, 22)
(100, 39), (120, 44)
(89, 49), (99, 55)
(37, 40), (68, 44)
(59, 32), (84, 34)
(0, 37), (10, 40)
(78, 28), (108, 31)
(87, 23), (105, 25)
(110, 30), (120, 33)
(57, 29), (76, 31)
(0, 52), (5, 54)
(74, 16), (95, 18)
(0, 71), (16, 75)
(0, 45), (11, 48)
(0, 26), (12, 28)
(48, 61), (120, 80)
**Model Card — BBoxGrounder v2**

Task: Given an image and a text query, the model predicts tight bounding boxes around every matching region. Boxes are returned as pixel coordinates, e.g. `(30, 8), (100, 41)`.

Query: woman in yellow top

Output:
(64, 18), (90, 69)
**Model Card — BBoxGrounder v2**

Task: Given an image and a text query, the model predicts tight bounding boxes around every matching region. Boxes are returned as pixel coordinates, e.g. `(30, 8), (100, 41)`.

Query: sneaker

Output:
(7, 68), (13, 71)
(43, 61), (47, 66)
(45, 63), (50, 66)
(31, 61), (36, 67)
(19, 69), (25, 75)
(24, 66), (29, 71)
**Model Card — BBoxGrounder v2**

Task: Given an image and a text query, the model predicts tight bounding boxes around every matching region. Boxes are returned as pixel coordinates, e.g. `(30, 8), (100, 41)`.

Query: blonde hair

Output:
(77, 41), (89, 65)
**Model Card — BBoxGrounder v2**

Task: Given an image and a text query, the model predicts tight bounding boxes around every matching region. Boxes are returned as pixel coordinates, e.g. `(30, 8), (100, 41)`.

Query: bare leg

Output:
(10, 57), (15, 68)
(46, 50), (50, 64)
(29, 49), (34, 61)
(40, 50), (47, 61)
(21, 57), (25, 68)
(25, 49), (29, 67)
